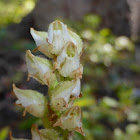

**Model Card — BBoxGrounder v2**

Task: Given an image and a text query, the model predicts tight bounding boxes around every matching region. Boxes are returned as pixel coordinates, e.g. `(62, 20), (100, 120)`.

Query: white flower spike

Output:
(12, 20), (84, 139)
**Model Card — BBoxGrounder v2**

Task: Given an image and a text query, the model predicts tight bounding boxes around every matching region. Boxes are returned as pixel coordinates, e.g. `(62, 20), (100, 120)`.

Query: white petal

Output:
(56, 42), (80, 77)
(47, 21), (70, 55)
(71, 79), (81, 97)
(13, 84), (47, 118)
(69, 30), (83, 54)
(62, 25), (71, 42)
(48, 23), (53, 44)
(25, 50), (54, 85)
(51, 30), (65, 54)
(13, 84), (46, 107)
(30, 28), (54, 58)
(34, 56), (52, 74)
(56, 44), (68, 65)
(59, 57), (79, 77)
(26, 51), (38, 75)
(30, 28), (48, 46)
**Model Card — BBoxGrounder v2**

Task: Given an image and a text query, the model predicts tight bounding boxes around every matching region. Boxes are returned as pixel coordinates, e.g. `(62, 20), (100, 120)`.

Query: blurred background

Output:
(0, 0), (140, 139)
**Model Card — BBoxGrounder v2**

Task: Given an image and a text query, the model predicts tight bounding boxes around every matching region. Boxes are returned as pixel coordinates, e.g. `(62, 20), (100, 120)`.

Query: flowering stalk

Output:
(11, 20), (85, 140)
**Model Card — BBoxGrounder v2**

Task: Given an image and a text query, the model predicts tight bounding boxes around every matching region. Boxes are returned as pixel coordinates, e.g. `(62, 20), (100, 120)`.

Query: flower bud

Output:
(50, 81), (76, 111)
(13, 84), (47, 118)
(30, 28), (54, 58)
(54, 106), (85, 136)
(47, 20), (70, 55)
(26, 50), (56, 86)
(31, 124), (62, 140)
(54, 42), (81, 78)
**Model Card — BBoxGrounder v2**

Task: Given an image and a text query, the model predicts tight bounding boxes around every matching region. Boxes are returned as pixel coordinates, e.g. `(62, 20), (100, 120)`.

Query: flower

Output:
(26, 50), (57, 86)
(50, 79), (82, 111)
(54, 42), (83, 78)
(30, 28), (54, 58)
(54, 106), (85, 136)
(50, 80), (76, 111)
(13, 84), (47, 118)
(30, 20), (83, 57)
(47, 20), (70, 55)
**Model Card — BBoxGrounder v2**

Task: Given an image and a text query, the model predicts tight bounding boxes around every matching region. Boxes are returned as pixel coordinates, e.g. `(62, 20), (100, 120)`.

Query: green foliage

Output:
(18, 116), (39, 130)
(0, 0), (36, 27)
(0, 127), (9, 140)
